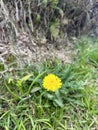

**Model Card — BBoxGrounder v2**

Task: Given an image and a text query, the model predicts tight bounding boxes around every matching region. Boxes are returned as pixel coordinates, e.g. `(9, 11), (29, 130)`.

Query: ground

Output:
(0, 36), (98, 130)
(0, 31), (75, 73)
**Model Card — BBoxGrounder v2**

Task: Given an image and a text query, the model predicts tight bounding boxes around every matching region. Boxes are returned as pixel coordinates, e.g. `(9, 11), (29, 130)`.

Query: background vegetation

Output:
(0, 0), (93, 42)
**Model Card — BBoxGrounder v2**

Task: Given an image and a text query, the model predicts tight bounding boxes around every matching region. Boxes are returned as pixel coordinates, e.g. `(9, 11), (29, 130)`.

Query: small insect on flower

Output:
(42, 74), (62, 92)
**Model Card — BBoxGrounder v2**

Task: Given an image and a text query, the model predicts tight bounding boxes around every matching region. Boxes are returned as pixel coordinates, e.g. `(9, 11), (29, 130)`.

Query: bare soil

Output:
(0, 32), (76, 72)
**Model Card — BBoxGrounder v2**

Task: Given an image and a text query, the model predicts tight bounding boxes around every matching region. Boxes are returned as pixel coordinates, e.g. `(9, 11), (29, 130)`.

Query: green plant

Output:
(0, 37), (98, 129)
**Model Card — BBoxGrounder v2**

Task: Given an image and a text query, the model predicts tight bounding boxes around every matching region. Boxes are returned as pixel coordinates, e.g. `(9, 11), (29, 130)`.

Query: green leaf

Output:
(56, 7), (64, 18)
(46, 93), (54, 100)
(50, 21), (60, 38)
(36, 14), (41, 22)
(54, 98), (64, 107)
(20, 73), (33, 83)
(31, 87), (41, 93)
(0, 63), (4, 71)
(28, 71), (46, 93)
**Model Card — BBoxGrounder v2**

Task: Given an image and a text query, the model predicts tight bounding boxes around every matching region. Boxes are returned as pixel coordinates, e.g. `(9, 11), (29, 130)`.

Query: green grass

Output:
(0, 37), (98, 130)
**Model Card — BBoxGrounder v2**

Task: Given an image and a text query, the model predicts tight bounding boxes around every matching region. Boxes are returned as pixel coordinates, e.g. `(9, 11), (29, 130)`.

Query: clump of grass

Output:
(0, 37), (98, 129)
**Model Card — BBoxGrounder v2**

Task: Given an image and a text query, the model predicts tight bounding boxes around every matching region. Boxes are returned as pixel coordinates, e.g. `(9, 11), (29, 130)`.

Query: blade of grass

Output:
(0, 110), (10, 120)
(28, 71), (46, 93)
(5, 83), (22, 100)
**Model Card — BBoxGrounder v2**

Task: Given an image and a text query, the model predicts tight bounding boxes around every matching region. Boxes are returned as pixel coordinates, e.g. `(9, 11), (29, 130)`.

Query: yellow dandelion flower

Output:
(42, 74), (62, 92)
